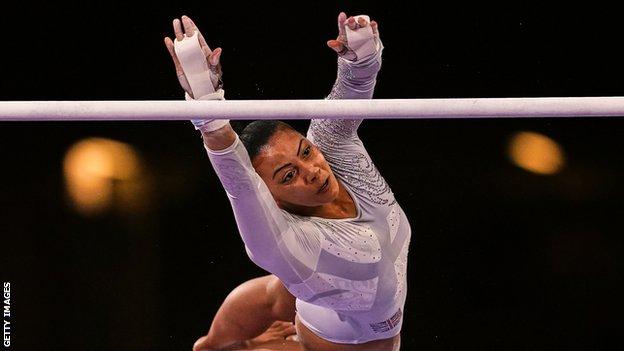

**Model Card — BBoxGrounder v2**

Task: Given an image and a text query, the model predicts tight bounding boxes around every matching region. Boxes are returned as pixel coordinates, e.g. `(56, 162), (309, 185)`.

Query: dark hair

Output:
(239, 120), (297, 161)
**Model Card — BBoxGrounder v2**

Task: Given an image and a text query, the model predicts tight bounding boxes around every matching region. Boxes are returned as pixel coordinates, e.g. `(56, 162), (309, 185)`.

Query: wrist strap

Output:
(186, 89), (229, 132)
(195, 119), (230, 133)
(185, 89), (225, 102)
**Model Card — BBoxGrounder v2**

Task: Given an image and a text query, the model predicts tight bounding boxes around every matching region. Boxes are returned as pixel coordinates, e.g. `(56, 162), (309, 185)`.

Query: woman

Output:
(164, 12), (411, 351)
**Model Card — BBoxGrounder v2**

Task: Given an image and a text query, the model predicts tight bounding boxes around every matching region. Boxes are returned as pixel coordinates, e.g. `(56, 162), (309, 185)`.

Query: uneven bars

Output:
(1, 97), (624, 121)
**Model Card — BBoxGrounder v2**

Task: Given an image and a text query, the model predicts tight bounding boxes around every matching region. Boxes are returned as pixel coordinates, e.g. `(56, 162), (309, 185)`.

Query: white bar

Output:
(1, 97), (624, 121)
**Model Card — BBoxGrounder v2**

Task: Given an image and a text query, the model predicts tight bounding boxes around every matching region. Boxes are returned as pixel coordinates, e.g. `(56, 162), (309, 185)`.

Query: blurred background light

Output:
(507, 131), (566, 175)
(63, 137), (147, 216)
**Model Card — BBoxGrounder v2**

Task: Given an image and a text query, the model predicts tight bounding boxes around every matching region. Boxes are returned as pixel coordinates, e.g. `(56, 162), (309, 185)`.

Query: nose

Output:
(304, 165), (322, 184)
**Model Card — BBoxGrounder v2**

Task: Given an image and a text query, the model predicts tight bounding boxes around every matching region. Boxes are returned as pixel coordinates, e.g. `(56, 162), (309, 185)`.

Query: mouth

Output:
(317, 178), (330, 194)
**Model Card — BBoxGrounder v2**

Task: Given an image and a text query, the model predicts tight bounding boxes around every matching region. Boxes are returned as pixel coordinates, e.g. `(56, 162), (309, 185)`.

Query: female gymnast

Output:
(164, 12), (411, 351)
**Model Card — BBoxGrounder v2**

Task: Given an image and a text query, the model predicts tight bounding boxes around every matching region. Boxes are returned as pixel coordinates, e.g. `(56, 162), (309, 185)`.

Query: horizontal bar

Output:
(1, 97), (624, 121)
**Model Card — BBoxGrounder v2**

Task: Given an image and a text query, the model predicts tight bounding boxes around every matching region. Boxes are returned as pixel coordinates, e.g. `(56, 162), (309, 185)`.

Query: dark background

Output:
(1, 1), (623, 350)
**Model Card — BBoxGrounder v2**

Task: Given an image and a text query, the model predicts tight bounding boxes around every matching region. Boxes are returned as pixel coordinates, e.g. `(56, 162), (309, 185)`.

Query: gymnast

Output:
(164, 11), (411, 351)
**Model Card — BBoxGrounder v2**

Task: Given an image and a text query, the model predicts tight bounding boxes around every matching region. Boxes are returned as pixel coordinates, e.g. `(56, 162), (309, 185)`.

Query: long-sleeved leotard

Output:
(204, 45), (412, 344)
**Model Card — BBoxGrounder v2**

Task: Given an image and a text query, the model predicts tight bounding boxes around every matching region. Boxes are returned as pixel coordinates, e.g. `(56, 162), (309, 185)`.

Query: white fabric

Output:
(174, 30), (216, 99)
(186, 89), (229, 132)
(345, 15), (378, 61)
(195, 119), (229, 132)
(185, 89), (225, 102)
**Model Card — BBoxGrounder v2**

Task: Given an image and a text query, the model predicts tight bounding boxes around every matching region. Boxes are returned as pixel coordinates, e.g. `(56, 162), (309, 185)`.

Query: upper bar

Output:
(1, 97), (624, 121)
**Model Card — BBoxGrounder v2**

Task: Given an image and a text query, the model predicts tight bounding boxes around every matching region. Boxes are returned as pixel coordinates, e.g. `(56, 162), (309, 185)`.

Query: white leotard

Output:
(204, 46), (412, 344)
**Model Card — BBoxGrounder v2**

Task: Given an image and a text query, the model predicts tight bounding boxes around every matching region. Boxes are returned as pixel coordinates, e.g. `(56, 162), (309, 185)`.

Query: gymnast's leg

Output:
(193, 274), (301, 351)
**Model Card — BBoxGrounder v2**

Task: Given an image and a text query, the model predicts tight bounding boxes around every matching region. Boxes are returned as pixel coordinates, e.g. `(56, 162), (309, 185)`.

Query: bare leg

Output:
(193, 275), (297, 351)
(195, 322), (302, 351)
(239, 339), (303, 351)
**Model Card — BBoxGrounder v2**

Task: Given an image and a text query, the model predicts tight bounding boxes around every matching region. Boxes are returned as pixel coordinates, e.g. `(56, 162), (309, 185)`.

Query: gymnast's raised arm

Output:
(164, 16), (313, 283)
(308, 13), (384, 149)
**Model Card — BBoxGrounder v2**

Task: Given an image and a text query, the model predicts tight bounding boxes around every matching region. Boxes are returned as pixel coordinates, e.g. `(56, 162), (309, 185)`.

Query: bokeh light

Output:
(63, 137), (147, 216)
(507, 131), (565, 175)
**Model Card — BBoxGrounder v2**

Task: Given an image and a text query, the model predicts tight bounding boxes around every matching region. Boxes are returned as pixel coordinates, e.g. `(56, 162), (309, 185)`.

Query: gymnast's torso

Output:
(283, 118), (412, 344)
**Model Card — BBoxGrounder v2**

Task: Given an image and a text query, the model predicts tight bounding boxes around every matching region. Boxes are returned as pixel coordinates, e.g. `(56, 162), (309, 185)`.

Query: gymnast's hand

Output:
(164, 15), (223, 98)
(327, 12), (380, 61)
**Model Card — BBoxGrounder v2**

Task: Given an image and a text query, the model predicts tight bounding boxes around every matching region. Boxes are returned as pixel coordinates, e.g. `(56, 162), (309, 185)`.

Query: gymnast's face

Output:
(252, 128), (340, 211)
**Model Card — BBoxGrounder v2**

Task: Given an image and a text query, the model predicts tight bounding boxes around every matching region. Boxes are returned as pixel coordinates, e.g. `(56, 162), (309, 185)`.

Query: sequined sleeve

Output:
(308, 45), (383, 147)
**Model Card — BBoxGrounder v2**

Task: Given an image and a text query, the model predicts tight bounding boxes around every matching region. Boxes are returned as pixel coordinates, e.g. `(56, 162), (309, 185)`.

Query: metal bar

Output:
(1, 97), (624, 121)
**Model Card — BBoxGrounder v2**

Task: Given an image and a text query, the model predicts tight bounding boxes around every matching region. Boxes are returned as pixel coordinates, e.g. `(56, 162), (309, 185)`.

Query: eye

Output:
(282, 170), (296, 184)
(303, 145), (311, 157)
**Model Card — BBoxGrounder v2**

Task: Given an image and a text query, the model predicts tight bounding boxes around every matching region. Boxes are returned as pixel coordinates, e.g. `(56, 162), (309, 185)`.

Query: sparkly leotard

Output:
(205, 46), (412, 344)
